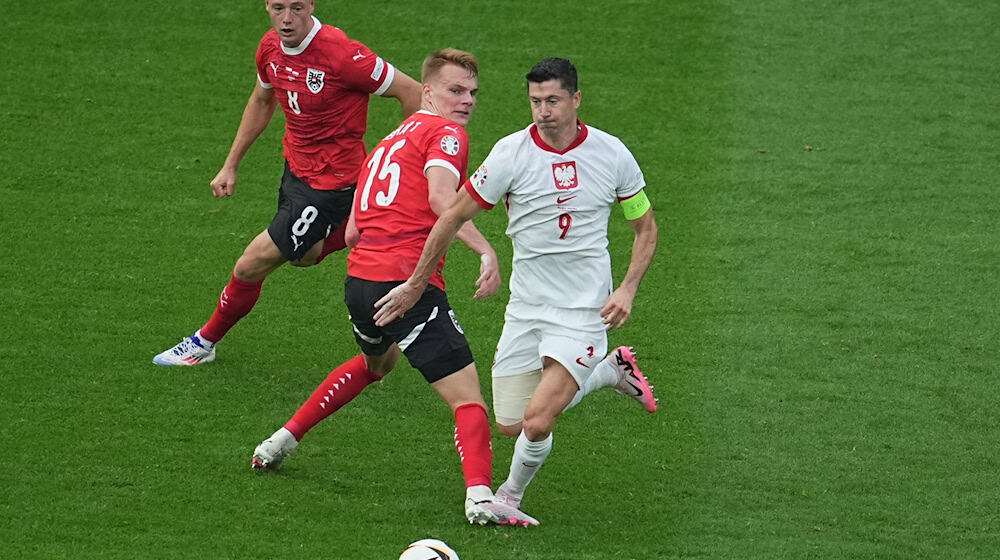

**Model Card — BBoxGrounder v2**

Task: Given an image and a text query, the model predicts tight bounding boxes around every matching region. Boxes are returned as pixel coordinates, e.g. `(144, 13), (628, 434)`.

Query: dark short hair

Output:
(525, 58), (578, 94)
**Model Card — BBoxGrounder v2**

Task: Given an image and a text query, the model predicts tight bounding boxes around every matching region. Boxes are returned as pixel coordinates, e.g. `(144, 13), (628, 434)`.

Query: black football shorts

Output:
(267, 161), (354, 261)
(344, 276), (475, 383)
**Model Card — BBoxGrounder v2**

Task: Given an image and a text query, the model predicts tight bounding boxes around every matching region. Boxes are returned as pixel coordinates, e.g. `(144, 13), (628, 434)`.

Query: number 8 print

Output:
(292, 205), (319, 236)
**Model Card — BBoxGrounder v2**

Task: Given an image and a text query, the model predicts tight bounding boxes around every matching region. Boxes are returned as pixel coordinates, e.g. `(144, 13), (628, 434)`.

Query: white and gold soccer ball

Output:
(398, 538), (459, 560)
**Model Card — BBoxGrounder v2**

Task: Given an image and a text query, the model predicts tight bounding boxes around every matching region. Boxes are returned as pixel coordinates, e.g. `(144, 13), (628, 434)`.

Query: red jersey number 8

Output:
(359, 139), (407, 211)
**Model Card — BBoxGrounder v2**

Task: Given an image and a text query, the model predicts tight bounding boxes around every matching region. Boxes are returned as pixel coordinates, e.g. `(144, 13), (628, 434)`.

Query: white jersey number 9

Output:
(558, 212), (573, 239)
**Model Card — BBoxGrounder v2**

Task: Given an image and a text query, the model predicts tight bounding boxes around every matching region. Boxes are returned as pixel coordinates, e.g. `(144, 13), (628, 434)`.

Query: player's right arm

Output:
(374, 188), (484, 326)
(381, 70), (422, 119)
(211, 82), (278, 197)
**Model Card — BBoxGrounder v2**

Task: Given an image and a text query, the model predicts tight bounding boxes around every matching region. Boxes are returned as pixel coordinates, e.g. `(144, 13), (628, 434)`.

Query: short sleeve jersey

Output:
(463, 121), (646, 308)
(255, 17), (396, 190)
(347, 110), (470, 291)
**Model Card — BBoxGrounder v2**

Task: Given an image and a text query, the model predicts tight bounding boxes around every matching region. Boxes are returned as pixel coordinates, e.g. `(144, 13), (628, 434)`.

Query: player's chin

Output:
(451, 112), (470, 126)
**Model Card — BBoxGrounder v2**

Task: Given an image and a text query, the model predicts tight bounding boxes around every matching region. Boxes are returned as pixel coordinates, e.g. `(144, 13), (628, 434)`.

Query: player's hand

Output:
(210, 167), (238, 197)
(374, 280), (424, 326)
(473, 252), (501, 300)
(600, 288), (636, 330)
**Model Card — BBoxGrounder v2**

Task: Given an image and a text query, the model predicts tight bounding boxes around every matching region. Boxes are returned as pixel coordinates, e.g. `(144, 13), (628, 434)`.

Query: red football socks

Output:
(199, 273), (263, 343)
(283, 354), (381, 441)
(453, 403), (493, 488)
(315, 220), (348, 264)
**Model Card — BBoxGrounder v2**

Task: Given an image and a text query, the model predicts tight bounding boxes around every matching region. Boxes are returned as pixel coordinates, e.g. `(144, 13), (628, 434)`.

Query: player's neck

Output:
(537, 122), (581, 152)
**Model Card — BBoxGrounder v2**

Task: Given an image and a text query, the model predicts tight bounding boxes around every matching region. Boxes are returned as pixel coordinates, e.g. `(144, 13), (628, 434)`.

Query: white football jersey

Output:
(466, 122), (645, 308)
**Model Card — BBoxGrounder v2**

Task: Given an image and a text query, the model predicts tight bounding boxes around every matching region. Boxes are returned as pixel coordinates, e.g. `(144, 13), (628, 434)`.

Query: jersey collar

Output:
(281, 16), (322, 56)
(529, 120), (588, 155)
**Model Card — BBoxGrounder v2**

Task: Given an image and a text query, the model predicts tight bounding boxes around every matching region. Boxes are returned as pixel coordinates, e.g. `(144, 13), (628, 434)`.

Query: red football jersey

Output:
(255, 17), (395, 190)
(348, 110), (470, 290)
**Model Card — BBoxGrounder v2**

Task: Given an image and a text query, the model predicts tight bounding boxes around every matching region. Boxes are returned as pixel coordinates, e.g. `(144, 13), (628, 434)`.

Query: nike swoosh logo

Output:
(575, 357), (590, 368)
(556, 195), (577, 204)
(625, 379), (643, 396)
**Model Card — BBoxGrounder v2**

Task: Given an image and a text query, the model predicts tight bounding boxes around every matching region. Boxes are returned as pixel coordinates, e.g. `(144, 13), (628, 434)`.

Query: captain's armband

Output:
(620, 190), (651, 220)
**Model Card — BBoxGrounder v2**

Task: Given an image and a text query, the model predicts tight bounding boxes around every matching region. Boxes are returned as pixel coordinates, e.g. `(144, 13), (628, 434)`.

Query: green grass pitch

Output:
(2, 1), (998, 558)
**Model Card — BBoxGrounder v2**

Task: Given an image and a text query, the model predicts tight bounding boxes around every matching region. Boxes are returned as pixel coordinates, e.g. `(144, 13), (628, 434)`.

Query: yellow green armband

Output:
(620, 190), (651, 220)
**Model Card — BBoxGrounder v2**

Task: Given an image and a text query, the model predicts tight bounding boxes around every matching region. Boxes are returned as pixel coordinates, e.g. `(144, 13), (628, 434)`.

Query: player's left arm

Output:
(601, 191), (658, 330)
(426, 167), (500, 300)
(381, 70), (422, 118)
(344, 207), (360, 249)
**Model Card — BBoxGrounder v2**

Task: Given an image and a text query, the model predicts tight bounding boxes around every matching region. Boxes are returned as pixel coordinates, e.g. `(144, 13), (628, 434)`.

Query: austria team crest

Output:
(552, 161), (578, 190)
(306, 68), (325, 94)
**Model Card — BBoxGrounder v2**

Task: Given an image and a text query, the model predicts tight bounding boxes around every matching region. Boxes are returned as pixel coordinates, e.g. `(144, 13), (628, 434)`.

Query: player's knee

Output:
(289, 255), (319, 267)
(290, 240), (324, 267)
(364, 346), (400, 377)
(521, 412), (554, 441)
(233, 254), (269, 283)
(496, 422), (522, 437)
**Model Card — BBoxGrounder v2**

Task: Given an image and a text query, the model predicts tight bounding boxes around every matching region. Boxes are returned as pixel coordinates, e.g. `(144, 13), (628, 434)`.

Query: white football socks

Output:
(193, 329), (216, 348)
(502, 431), (553, 499)
(563, 356), (618, 411)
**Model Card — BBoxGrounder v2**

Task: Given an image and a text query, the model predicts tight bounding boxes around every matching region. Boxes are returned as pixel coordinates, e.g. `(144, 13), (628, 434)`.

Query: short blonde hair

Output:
(422, 48), (478, 82)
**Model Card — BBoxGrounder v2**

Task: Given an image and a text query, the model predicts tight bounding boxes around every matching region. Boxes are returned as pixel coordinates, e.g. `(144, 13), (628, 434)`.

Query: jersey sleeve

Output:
(463, 137), (516, 210)
(615, 141), (646, 200)
(423, 125), (470, 184)
(337, 40), (397, 96)
(254, 36), (273, 89)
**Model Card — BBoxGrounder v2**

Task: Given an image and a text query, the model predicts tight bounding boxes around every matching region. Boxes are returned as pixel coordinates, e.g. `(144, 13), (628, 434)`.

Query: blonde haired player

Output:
(376, 57), (659, 523)
(252, 49), (536, 527)
(153, 0), (421, 365)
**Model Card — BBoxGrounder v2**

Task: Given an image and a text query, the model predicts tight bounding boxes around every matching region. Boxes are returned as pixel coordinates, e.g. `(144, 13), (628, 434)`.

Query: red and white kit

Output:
(256, 16), (397, 190)
(348, 110), (471, 290)
(465, 121), (646, 382)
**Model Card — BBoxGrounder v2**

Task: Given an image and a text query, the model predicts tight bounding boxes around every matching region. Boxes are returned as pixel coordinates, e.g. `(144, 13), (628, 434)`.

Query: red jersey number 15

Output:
(359, 139), (407, 211)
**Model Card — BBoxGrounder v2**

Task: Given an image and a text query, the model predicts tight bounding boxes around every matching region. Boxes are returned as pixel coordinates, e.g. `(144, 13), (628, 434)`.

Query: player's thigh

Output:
(492, 308), (543, 378)
(267, 163), (354, 262)
(343, 276), (395, 358)
(521, 359), (579, 437)
(233, 230), (287, 282)
(492, 369), (542, 430)
(382, 285), (476, 385)
(536, 307), (608, 390)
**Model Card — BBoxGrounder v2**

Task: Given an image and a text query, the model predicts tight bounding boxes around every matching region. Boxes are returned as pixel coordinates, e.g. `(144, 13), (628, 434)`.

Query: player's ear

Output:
(573, 89), (581, 109)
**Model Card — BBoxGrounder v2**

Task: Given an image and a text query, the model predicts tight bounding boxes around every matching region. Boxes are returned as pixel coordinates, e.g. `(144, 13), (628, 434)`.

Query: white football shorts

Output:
(491, 299), (608, 424)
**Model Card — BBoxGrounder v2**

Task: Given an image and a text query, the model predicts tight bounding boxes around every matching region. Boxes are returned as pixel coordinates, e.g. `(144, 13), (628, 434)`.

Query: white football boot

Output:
(494, 484), (522, 510)
(251, 427), (299, 471)
(152, 334), (216, 366)
(610, 346), (658, 413)
(465, 496), (539, 527)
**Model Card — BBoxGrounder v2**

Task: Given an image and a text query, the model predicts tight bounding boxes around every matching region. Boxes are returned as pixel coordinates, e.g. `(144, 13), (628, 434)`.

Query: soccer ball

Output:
(398, 538), (459, 560)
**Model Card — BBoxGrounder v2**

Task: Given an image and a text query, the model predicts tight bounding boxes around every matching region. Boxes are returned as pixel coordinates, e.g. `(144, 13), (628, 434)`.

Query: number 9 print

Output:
(558, 213), (572, 239)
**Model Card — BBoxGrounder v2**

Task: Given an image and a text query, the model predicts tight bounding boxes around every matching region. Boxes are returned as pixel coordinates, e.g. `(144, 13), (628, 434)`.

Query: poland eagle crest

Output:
(306, 68), (325, 94)
(552, 161), (578, 190)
